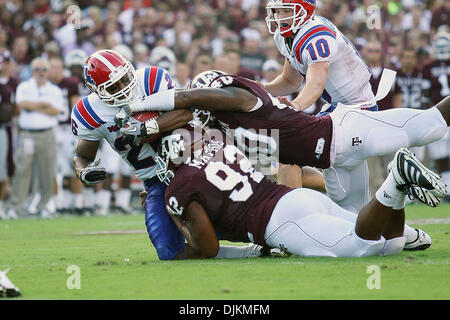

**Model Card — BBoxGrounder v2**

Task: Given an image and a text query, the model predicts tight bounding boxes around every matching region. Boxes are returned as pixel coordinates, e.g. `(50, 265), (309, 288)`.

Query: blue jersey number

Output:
(114, 137), (158, 170)
(306, 39), (330, 61)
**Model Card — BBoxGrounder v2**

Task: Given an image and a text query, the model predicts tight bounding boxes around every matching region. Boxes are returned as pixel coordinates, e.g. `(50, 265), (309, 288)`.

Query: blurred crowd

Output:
(0, 0), (448, 218)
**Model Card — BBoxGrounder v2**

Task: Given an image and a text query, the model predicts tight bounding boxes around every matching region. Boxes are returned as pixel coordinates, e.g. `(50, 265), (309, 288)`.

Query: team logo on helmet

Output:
(84, 65), (96, 86)
(304, 0), (315, 5)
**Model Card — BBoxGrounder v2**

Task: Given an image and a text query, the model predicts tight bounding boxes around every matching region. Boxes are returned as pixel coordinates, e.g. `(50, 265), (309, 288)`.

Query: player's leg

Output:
(323, 160), (370, 213)
(35, 130), (56, 218)
(5, 131), (35, 218)
(264, 188), (385, 257)
(144, 179), (186, 260)
(332, 101), (448, 166)
(356, 147), (446, 251)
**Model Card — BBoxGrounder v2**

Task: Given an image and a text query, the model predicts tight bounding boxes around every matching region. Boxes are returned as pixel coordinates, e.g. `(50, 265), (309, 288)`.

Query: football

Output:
(132, 111), (161, 143)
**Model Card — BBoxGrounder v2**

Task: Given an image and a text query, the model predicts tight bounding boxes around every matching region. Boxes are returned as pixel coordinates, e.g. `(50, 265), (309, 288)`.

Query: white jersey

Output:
(274, 15), (375, 106)
(71, 66), (174, 180)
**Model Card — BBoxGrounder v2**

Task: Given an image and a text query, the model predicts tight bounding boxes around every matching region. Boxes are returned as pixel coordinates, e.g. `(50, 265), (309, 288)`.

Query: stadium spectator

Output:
(133, 42), (149, 70)
(174, 61), (191, 89)
(239, 28), (266, 72)
(430, 0), (450, 35)
(4, 57), (64, 219)
(0, 82), (14, 220)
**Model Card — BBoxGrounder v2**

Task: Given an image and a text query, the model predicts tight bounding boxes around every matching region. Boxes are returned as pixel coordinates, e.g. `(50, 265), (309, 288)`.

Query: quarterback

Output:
(71, 50), (269, 260)
(262, 0), (387, 203)
(263, 0), (376, 112)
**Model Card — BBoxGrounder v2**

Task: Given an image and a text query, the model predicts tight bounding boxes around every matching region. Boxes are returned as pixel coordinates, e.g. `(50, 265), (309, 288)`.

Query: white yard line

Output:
(405, 218), (450, 225)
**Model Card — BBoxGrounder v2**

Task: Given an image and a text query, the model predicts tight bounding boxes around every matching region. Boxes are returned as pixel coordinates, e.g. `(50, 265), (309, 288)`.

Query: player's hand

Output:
(139, 190), (148, 208)
(278, 96), (301, 110)
(114, 105), (132, 128)
(79, 159), (107, 185)
(120, 118), (144, 146)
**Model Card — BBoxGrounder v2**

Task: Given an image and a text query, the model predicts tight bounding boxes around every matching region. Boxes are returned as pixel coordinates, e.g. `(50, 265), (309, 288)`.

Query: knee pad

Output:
(378, 236), (406, 256)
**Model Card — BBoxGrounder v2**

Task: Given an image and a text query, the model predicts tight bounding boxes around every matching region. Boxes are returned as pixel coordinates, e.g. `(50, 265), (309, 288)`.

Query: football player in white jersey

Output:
(263, 0), (379, 192)
(261, 0), (418, 233)
(264, 0), (376, 111)
(71, 49), (275, 260)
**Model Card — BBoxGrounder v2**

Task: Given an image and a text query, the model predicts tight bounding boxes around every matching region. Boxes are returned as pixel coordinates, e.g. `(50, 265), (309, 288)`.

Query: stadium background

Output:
(0, 0), (449, 216)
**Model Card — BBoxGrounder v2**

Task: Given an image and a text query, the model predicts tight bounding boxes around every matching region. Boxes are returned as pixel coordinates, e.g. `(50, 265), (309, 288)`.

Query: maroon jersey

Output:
(56, 77), (80, 125)
(208, 75), (333, 169)
(165, 132), (292, 246)
(422, 59), (450, 107)
(393, 69), (425, 109)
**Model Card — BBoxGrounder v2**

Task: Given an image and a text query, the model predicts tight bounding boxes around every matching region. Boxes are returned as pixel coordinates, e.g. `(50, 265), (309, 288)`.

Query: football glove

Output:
(79, 159), (107, 185)
(120, 117), (145, 146)
(114, 105), (132, 128)
(120, 117), (160, 146)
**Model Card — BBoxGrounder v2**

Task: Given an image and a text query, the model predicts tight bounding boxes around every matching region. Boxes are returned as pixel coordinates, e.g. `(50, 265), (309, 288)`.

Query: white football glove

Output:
(79, 159), (107, 185)
(120, 117), (144, 146)
(114, 105), (133, 128)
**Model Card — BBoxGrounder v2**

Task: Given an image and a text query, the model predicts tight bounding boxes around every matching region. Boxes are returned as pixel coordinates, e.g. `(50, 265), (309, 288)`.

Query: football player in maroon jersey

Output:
(152, 124), (445, 258)
(119, 70), (450, 251)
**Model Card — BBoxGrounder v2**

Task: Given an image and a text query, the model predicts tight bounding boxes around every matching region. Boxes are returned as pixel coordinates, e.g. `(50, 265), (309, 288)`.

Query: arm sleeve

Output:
(70, 107), (103, 141)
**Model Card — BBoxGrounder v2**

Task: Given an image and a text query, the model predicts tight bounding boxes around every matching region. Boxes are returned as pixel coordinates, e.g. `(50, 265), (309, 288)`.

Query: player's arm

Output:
(170, 201), (219, 259)
(156, 109), (193, 132)
(261, 58), (303, 97)
(281, 62), (329, 111)
(73, 139), (107, 185)
(175, 86), (257, 112)
(120, 109), (193, 144)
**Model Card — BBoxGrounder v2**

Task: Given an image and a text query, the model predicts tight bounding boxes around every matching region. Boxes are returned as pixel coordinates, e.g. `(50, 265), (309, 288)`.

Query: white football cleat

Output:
(404, 228), (432, 251)
(388, 148), (447, 206)
(0, 268), (21, 297)
(403, 185), (442, 207)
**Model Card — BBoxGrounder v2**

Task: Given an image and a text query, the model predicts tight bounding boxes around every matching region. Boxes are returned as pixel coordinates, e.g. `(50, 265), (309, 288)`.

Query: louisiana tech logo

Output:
(84, 65), (96, 87)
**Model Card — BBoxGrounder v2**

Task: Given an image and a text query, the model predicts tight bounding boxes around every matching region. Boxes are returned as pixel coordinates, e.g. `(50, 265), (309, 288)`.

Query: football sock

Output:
(375, 172), (406, 210)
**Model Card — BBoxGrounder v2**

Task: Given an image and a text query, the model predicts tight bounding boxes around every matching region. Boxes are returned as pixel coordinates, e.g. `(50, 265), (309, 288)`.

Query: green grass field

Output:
(1, 203), (449, 300)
